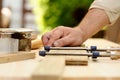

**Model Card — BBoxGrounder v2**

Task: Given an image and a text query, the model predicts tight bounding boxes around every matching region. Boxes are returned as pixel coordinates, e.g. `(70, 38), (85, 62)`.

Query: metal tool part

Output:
(39, 50), (120, 60)
(0, 28), (34, 53)
(44, 46), (120, 52)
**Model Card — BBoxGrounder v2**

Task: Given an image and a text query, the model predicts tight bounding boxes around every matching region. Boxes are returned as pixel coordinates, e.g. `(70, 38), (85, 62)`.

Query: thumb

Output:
(53, 36), (72, 47)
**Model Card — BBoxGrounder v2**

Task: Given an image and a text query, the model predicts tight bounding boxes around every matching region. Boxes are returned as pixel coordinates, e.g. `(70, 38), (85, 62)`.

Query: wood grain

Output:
(32, 56), (65, 80)
(65, 56), (88, 65)
(0, 38), (120, 80)
(0, 51), (35, 63)
(51, 50), (88, 65)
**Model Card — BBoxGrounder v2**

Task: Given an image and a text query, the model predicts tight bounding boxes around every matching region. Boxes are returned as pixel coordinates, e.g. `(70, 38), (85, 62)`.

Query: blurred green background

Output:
(31, 0), (94, 33)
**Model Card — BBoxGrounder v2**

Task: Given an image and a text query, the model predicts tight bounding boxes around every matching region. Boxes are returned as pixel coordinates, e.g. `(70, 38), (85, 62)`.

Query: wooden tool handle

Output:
(111, 51), (120, 60)
(31, 36), (43, 49)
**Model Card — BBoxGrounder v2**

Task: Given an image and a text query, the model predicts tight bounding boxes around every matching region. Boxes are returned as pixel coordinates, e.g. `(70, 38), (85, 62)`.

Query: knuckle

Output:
(57, 40), (64, 47)
(56, 26), (65, 30)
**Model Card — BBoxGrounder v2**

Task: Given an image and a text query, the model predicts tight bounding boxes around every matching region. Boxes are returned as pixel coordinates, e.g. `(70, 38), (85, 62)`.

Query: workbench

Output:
(0, 38), (120, 80)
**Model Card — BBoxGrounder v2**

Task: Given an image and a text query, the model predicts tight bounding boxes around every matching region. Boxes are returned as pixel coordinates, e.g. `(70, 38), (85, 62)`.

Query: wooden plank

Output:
(51, 50), (88, 65)
(65, 56), (88, 65)
(32, 56), (65, 80)
(0, 58), (39, 80)
(84, 38), (120, 48)
(0, 38), (120, 80)
(64, 58), (120, 80)
(0, 51), (35, 63)
(63, 38), (120, 80)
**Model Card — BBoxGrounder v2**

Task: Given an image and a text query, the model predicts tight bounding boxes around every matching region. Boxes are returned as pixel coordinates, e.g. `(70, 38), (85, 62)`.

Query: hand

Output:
(42, 26), (84, 47)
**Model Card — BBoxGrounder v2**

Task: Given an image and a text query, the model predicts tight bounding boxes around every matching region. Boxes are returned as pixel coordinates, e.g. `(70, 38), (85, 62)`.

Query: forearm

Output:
(42, 8), (111, 47)
(77, 8), (110, 42)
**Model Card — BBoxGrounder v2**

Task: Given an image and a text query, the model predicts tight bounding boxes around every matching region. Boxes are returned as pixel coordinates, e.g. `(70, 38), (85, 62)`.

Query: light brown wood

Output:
(65, 56), (88, 65)
(0, 38), (120, 80)
(51, 50), (88, 65)
(31, 37), (43, 49)
(64, 58), (120, 80)
(32, 56), (65, 80)
(0, 51), (36, 63)
(63, 38), (120, 80)
(84, 38), (120, 48)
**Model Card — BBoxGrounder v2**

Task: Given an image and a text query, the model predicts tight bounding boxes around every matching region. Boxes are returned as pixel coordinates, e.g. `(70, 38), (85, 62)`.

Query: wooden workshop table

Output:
(0, 38), (120, 80)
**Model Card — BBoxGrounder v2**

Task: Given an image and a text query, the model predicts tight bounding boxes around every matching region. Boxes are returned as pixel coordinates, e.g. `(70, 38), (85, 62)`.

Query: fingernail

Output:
(54, 41), (59, 47)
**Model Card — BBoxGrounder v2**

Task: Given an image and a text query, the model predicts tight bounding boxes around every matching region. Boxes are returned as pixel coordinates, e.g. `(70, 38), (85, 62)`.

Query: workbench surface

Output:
(0, 38), (120, 80)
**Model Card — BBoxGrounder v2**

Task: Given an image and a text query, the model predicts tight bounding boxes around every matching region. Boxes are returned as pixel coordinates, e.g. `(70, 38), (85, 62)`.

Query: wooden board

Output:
(32, 56), (65, 80)
(64, 58), (120, 80)
(84, 38), (120, 48)
(65, 56), (88, 65)
(63, 38), (120, 80)
(51, 50), (88, 65)
(0, 51), (36, 63)
(32, 49), (88, 80)
(0, 38), (120, 80)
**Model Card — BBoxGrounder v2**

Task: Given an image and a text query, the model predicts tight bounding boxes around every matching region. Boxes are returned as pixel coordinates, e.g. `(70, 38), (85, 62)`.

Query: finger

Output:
(47, 29), (64, 46)
(53, 35), (73, 47)
(42, 32), (52, 45)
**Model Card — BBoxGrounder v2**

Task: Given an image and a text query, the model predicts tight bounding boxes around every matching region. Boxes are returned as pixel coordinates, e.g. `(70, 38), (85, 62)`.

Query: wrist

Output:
(74, 26), (86, 44)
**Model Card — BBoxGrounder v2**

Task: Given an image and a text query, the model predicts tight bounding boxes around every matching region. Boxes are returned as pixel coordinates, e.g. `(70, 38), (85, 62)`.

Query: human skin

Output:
(41, 8), (110, 47)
